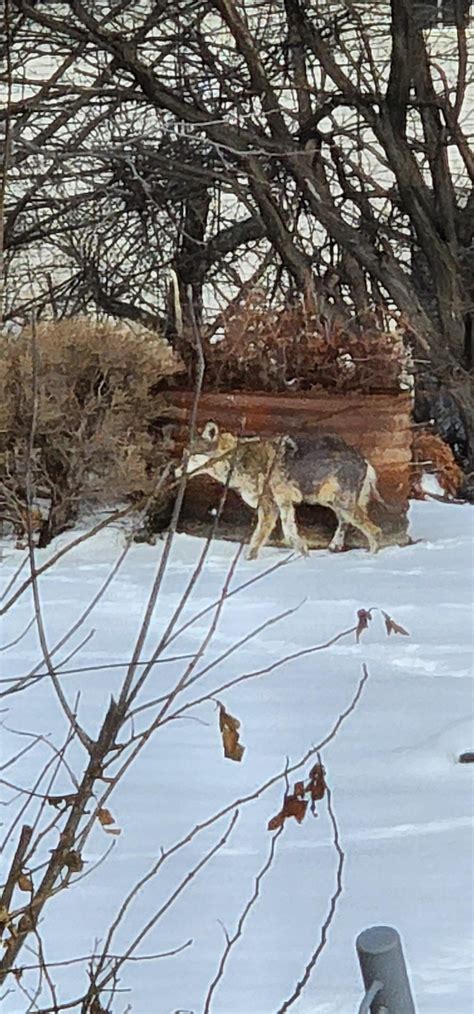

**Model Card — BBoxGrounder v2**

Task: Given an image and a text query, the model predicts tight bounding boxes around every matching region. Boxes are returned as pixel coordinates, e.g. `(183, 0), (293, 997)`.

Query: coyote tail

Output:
(365, 463), (397, 512)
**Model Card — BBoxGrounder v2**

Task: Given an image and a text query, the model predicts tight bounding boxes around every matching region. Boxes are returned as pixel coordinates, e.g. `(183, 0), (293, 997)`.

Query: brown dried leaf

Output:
(382, 611), (410, 637)
(219, 704), (245, 762)
(47, 793), (77, 810)
(63, 850), (83, 873)
(285, 795), (308, 823)
(17, 873), (33, 893)
(356, 609), (372, 643)
(0, 904), (11, 929)
(294, 781), (305, 798)
(268, 793), (308, 831)
(97, 808), (115, 827)
(267, 812), (285, 831)
(306, 763), (327, 814)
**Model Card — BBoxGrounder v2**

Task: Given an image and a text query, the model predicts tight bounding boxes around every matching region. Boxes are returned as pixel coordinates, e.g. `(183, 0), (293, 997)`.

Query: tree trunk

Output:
(166, 186), (211, 366)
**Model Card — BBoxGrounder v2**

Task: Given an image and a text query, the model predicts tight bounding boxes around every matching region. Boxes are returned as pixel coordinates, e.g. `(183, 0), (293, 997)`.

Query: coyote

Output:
(179, 421), (383, 559)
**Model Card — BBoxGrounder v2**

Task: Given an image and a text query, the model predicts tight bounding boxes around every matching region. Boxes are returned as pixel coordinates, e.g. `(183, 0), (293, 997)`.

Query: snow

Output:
(420, 472), (447, 497)
(1, 500), (473, 1013)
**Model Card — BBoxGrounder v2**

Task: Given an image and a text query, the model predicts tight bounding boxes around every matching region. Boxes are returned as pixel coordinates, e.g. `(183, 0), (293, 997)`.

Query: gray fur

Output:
(281, 434), (368, 501)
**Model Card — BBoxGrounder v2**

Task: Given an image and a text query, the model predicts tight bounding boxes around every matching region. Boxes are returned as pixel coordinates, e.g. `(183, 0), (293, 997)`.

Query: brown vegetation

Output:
(181, 291), (412, 395)
(0, 318), (183, 545)
(411, 429), (464, 498)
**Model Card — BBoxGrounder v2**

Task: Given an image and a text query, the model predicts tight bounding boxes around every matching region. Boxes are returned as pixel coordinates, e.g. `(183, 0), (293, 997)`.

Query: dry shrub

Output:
(0, 318), (183, 544)
(411, 429), (464, 498)
(201, 289), (411, 394)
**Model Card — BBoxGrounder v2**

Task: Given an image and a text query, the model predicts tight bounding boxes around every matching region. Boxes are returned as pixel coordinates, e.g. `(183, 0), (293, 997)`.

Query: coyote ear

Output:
(202, 420), (219, 442)
(282, 434), (298, 454)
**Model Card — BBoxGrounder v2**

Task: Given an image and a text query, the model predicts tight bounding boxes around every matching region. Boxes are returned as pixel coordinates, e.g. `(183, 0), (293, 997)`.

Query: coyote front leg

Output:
(328, 511), (348, 552)
(247, 499), (279, 560)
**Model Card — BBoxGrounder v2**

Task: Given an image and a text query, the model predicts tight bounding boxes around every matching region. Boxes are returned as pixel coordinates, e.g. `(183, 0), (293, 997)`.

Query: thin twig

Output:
(21, 321), (93, 751)
(1, 541), (131, 701)
(78, 667), (369, 893)
(0, 501), (139, 617)
(0, 554), (28, 603)
(140, 543), (244, 729)
(5, 940), (193, 977)
(127, 600), (302, 721)
(0, 618), (35, 652)
(163, 622), (359, 727)
(204, 824), (284, 1013)
(117, 305), (205, 707)
(276, 756), (345, 1013)
(87, 811), (239, 1005)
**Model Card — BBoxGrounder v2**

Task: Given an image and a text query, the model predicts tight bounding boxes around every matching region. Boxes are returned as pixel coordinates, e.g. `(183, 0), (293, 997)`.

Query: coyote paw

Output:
(246, 545), (259, 561)
(294, 539), (309, 557)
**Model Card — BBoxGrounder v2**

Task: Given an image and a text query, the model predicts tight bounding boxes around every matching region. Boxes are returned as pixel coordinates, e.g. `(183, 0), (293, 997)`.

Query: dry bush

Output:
(200, 289), (411, 394)
(0, 318), (183, 545)
(411, 429), (464, 498)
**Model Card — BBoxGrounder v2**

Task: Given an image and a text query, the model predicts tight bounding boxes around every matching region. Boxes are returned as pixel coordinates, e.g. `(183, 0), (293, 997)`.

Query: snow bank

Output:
(0, 500), (472, 1013)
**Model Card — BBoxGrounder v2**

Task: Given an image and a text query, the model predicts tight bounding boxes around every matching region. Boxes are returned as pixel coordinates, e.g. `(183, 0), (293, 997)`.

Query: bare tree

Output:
(3, 1), (473, 450)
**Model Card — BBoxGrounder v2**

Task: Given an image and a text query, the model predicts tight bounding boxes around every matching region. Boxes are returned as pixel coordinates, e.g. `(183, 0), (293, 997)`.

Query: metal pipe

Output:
(358, 978), (384, 1014)
(356, 925), (416, 1013)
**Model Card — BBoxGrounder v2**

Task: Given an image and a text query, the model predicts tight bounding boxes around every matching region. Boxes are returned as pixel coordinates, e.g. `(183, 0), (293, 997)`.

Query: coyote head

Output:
(176, 420), (237, 478)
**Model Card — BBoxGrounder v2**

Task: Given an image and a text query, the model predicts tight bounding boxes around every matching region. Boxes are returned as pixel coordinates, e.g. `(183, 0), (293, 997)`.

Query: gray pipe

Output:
(356, 925), (416, 1013)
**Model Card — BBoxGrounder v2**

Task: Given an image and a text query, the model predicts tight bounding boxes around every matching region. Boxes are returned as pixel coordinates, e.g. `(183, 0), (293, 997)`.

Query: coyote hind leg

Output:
(339, 505), (381, 553)
(277, 501), (309, 556)
(247, 499), (279, 560)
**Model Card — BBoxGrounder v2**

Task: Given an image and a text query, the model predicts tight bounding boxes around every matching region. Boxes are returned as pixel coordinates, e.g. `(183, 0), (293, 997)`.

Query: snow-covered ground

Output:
(1, 499), (473, 1013)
